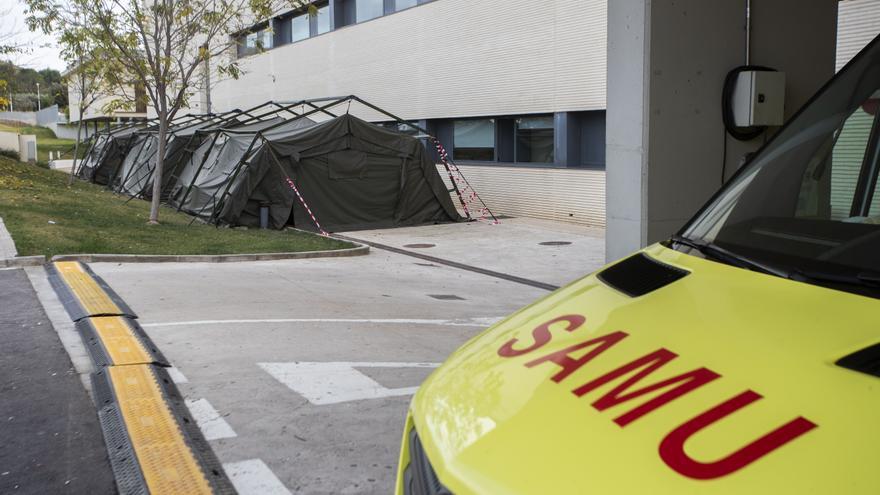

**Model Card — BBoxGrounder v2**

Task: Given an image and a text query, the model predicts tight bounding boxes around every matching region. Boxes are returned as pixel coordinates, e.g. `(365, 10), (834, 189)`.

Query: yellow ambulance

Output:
(396, 36), (880, 495)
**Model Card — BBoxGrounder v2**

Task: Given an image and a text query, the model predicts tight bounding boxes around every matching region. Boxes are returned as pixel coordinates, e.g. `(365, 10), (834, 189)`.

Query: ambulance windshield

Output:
(681, 36), (880, 297)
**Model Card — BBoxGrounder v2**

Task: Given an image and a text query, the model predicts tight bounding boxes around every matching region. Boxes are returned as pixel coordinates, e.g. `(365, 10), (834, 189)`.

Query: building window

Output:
(237, 27), (272, 58)
(316, 4), (331, 34)
(395, 0), (418, 11)
(381, 121), (420, 136)
(291, 14), (310, 42)
(515, 116), (555, 163)
(356, 0), (384, 22)
(454, 119), (495, 161)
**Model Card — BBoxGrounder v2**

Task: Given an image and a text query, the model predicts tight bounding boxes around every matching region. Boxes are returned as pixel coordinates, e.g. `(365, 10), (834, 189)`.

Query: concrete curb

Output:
(49, 244), (370, 263)
(0, 255), (47, 267)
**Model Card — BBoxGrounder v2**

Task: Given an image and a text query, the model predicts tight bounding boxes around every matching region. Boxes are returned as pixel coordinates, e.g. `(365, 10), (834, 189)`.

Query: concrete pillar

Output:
(605, 0), (838, 262)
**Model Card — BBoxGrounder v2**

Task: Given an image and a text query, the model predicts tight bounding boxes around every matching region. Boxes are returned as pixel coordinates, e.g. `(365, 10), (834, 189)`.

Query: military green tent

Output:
(89, 96), (490, 231)
(169, 112), (462, 231)
(76, 123), (143, 185)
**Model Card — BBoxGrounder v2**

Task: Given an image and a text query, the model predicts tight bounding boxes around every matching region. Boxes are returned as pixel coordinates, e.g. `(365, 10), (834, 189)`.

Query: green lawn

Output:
(0, 157), (354, 258)
(0, 122), (84, 164)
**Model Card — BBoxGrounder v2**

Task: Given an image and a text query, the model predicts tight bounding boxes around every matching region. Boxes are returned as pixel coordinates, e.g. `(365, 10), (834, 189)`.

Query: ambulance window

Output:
(794, 102), (878, 221)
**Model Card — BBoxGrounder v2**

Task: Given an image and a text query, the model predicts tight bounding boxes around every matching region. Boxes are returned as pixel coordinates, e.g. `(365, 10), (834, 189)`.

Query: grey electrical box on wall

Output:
(732, 70), (786, 127)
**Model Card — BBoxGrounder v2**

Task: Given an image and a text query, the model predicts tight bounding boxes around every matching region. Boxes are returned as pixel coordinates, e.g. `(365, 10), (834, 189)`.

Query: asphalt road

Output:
(0, 268), (115, 495)
(85, 220), (604, 494)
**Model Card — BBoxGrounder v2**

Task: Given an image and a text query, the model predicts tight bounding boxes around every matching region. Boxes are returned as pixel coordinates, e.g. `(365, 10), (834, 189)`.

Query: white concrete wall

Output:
(0, 132), (19, 152)
(0, 106), (61, 126)
(68, 81), (204, 122)
(68, 82), (150, 123)
(0, 110), (37, 126)
(438, 164), (606, 227)
(604, 0), (876, 254)
(209, 0), (609, 227)
(212, 0), (607, 120)
(18, 135), (37, 162)
(53, 123), (97, 141)
(606, 0), (838, 261)
(0, 132), (37, 162)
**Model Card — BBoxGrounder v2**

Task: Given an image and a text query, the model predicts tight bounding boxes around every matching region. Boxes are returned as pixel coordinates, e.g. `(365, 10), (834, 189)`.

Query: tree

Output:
(0, 80), (8, 110)
(0, 5), (29, 57)
(26, 0), (315, 224)
(64, 54), (110, 185)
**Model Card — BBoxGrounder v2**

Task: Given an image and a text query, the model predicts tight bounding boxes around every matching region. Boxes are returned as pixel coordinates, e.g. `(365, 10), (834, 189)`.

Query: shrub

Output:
(0, 149), (19, 160)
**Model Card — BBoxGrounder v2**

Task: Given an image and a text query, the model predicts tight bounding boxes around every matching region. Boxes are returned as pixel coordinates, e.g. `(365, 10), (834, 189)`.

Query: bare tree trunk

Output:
(148, 115), (167, 224)
(67, 114), (83, 186)
(204, 50), (211, 114)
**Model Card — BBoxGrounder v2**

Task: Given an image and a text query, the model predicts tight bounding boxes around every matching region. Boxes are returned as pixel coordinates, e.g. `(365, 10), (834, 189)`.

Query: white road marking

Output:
(259, 362), (440, 406)
(141, 317), (502, 328)
(167, 366), (188, 384)
(223, 459), (291, 495)
(185, 398), (237, 441)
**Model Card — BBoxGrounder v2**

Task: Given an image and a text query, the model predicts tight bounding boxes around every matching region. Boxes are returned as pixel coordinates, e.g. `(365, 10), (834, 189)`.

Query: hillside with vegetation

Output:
(0, 157), (353, 258)
(0, 61), (66, 112)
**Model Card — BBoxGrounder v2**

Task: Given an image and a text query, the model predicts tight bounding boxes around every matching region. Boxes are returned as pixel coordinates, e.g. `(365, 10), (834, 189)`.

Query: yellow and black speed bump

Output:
(45, 261), (137, 322)
(44, 260), (234, 494)
(76, 317), (169, 368)
(92, 365), (235, 495)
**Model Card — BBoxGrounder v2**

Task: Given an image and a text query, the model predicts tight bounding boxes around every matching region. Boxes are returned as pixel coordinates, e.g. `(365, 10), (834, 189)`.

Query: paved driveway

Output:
(87, 219), (605, 494)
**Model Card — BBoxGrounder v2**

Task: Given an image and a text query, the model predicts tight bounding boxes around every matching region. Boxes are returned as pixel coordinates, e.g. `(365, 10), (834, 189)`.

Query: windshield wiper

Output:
(669, 235), (791, 278)
(790, 268), (880, 289)
(672, 236), (880, 291)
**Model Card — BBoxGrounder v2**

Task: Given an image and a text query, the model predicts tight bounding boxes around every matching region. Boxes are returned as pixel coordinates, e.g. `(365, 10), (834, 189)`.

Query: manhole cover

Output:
(428, 294), (465, 301)
(539, 241), (572, 246)
(404, 243), (436, 248)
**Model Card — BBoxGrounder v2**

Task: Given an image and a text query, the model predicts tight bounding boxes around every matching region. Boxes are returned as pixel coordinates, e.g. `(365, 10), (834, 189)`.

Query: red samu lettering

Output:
(497, 312), (818, 478)
(571, 348), (721, 427)
(659, 390), (817, 479)
(524, 331), (628, 382)
(497, 314), (586, 357)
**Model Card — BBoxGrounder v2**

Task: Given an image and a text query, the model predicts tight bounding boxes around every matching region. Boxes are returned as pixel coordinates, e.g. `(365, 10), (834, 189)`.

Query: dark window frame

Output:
(452, 118), (497, 162)
(238, 0), (440, 52)
(435, 111), (606, 170)
(513, 114), (555, 165)
(234, 22), (272, 58)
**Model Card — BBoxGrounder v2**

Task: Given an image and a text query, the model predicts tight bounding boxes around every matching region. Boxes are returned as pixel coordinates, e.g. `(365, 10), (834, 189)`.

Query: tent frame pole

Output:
(176, 131), (224, 211)
(114, 136), (151, 193)
(174, 100), (313, 212)
(200, 97), (352, 226)
(345, 95), (497, 222)
(199, 132), (264, 225)
(117, 113), (219, 197)
(72, 133), (98, 179)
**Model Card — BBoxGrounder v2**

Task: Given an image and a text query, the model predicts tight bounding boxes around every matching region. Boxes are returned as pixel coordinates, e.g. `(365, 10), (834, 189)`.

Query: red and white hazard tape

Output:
(429, 137), (498, 224)
(285, 177), (329, 236)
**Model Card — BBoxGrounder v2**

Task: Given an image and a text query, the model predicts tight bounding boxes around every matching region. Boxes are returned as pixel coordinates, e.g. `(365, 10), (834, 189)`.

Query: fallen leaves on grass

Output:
(0, 176), (35, 190)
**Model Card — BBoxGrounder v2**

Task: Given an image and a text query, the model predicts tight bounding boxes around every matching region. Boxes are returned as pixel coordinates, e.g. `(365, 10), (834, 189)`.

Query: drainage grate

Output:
(539, 241), (572, 246)
(428, 294), (465, 301)
(404, 243), (436, 249)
